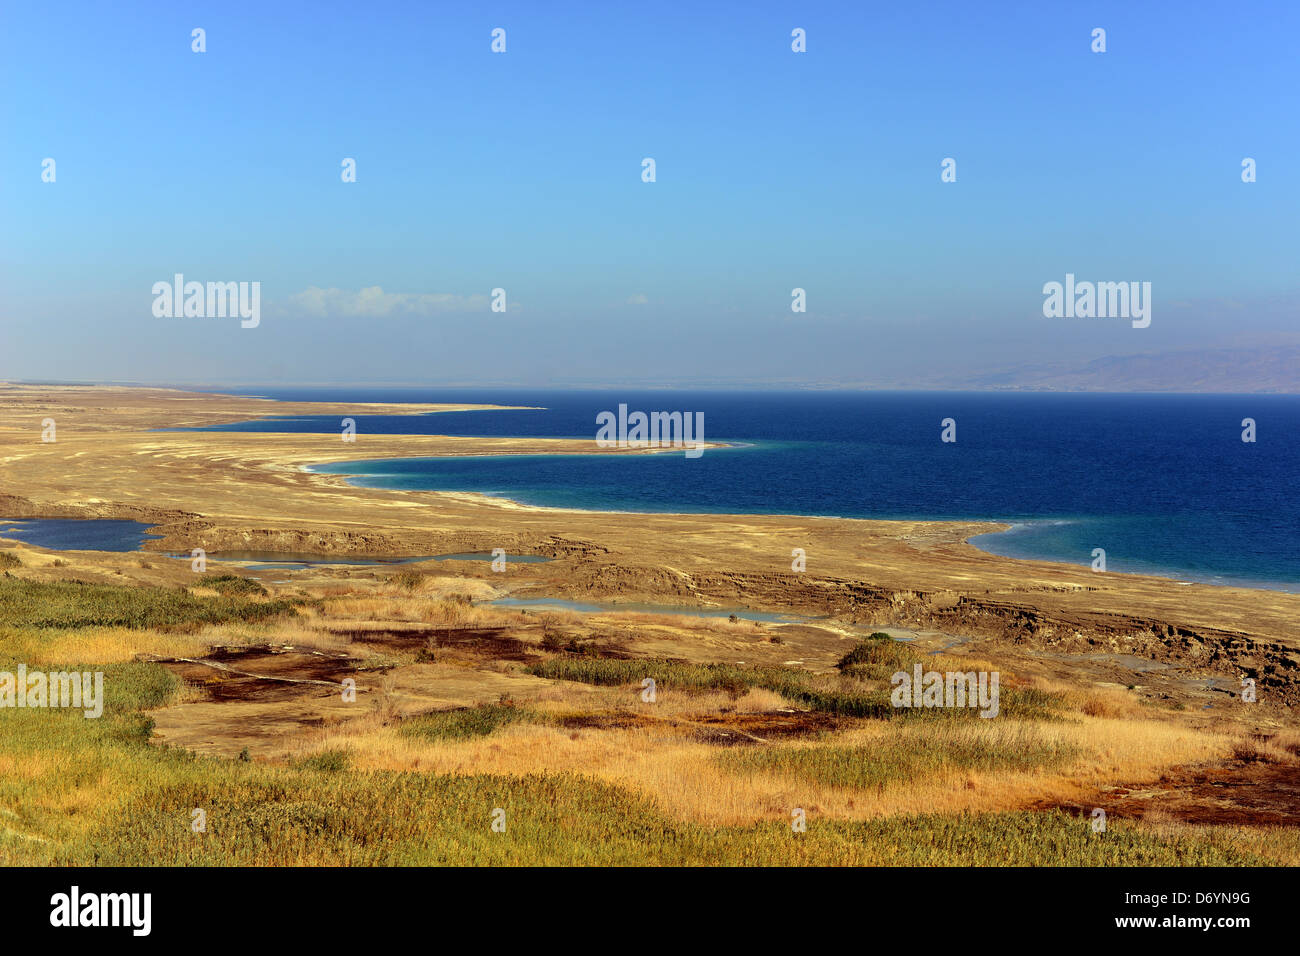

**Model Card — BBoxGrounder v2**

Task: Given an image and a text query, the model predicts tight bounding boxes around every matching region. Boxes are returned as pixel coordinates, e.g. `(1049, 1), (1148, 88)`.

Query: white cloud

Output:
(626, 293), (649, 305)
(284, 286), (491, 318)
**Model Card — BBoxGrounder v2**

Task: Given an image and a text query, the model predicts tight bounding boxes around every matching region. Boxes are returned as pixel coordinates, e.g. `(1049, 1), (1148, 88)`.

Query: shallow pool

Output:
(0, 518), (162, 553)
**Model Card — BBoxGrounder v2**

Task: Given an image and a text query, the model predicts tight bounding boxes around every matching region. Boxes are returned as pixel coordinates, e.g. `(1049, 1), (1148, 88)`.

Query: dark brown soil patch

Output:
(333, 625), (539, 661)
(333, 623), (635, 663)
(689, 710), (840, 746)
(158, 644), (358, 703)
(425, 627), (535, 661)
(554, 711), (658, 731)
(1034, 757), (1300, 828)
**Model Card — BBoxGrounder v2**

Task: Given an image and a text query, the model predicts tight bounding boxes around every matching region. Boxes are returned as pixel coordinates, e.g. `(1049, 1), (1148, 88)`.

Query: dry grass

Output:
(291, 710), (1237, 827)
(1231, 733), (1300, 765)
(0, 625), (210, 666)
(317, 590), (514, 629)
(5, 569), (1295, 865)
(382, 573), (497, 600)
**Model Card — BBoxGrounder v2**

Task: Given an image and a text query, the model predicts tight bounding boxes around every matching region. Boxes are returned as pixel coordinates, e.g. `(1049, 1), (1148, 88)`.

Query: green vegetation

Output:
(531, 656), (805, 695)
(0, 577), (296, 631)
(528, 655), (893, 715)
(0, 552), (22, 570)
(0, 575), (1286, 868)
(10, 743), (1280, 866)
(85, 780), (1263, 866)
(718, 722), (1076, 790)
(837, 632), (908, 672)
(201, 574), (267, 597)
(295, 749), (351, 773)
(399, 702), (541, 742)
(837, 637), (1065, 720)
(529, 644), (1064, 721)
(0, 650), (1268, 867)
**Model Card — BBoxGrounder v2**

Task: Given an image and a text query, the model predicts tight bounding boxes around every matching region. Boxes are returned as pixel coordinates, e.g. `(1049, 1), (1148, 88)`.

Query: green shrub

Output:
(198, 574), (265, 598)
(297, 749), (351, 772)
(837, 636), (914, 675)
(0, 577), (296, 631)
(201, 574), (267, 596)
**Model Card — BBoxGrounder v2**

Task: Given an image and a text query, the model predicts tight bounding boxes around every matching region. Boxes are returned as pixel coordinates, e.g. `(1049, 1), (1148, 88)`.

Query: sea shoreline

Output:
(2, 383), (1298, 704)
(305, 454), (1300, 596)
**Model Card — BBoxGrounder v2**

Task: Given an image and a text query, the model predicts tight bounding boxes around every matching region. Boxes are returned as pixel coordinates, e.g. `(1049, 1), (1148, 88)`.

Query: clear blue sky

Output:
(2, 0), (1297, 386)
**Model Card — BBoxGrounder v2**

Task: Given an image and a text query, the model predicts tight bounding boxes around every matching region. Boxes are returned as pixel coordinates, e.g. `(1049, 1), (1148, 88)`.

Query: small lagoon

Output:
(0, 519), (554, 571)
(0, 518), (162, 553)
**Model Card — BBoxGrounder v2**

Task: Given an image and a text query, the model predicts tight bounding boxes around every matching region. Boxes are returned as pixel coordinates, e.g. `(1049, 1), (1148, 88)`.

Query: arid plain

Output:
(1, 384), (1297, 865)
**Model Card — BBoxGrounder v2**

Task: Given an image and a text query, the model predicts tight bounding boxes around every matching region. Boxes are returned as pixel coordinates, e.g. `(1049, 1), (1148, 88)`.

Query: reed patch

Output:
(716, 721), (1076, 791)
(0, 577), (297, 632)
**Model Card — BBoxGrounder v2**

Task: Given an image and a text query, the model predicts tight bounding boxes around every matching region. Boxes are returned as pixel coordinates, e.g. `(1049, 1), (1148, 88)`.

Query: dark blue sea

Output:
(185, 389), (1300, 593)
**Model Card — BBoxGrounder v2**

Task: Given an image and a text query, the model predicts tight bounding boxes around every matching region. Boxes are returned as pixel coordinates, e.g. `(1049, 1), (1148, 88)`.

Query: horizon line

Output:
(5, 380), (1299, 397)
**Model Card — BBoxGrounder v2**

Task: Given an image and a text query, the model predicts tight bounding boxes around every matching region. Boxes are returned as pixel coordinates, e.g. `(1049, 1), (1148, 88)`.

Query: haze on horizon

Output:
(3, 1), (1297, 390)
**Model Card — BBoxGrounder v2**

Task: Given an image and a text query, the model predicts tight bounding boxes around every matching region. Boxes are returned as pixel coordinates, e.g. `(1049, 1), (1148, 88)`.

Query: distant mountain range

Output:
(10, 347), (1297, 393)
(920, 346), (1300, 393)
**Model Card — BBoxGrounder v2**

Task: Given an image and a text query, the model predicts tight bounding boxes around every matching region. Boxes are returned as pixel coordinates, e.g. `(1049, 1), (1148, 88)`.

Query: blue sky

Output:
(2, 0), (1297, 386)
